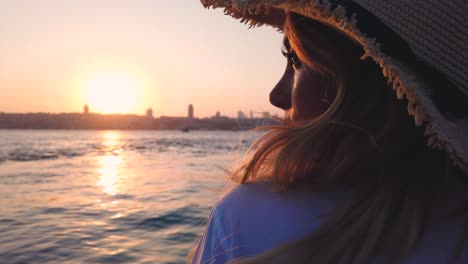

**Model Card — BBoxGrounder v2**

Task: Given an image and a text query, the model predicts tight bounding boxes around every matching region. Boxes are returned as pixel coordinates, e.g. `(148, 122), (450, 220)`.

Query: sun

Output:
(83, 68), (142, 114)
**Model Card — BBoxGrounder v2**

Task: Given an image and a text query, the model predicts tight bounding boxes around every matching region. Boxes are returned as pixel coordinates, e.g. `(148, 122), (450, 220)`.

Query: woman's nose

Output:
(269, 67), (293, 110)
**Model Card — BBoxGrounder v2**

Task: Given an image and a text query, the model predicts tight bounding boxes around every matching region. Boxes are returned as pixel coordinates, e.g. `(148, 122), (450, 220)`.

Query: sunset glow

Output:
(0, 1), (283, 117)
(84, 68), (142, 114)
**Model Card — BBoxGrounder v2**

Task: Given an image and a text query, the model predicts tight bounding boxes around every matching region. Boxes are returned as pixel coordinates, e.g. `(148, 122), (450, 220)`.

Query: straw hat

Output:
(201, 0), (468, 173)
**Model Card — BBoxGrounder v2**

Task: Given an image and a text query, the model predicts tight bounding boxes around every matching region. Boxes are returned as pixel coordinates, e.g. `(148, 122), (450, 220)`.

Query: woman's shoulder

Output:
(205, 181), (336, 257)
(211, 180), (337, 235)
(215, 181), (303, 214)
(209, 181), (276, 223)
(215, 180), (338, 208)
(214, 181), (276, 208)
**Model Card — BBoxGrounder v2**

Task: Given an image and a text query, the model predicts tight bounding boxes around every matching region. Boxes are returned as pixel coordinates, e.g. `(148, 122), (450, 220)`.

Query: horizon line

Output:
(0, 111), (278, 119)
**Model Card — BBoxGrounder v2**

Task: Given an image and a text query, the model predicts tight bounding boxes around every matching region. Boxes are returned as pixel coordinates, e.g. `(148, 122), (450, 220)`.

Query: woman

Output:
(192, 1), (468, 263)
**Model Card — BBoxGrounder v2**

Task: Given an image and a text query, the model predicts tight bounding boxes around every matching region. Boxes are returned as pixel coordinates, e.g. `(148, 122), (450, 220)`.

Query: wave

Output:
(0, 134), (254, 163)
(2, 148), (85, 162)
(41, 207), (67, 214)
(114, 206), (208, 232)
(129, 138), (252, 155)
(165, 231), (199, 244)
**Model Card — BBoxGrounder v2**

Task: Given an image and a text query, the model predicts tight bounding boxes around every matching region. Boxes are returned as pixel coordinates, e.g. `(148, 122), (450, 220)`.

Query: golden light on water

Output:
(103, 132), (122, 153)
(97, 132), (124, 195)
(103, 132), (120, 141)
(97, 155), (122, 195)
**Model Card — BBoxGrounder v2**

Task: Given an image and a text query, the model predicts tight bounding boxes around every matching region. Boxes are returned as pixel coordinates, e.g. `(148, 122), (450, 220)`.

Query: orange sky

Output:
(0, 0), (285, 118)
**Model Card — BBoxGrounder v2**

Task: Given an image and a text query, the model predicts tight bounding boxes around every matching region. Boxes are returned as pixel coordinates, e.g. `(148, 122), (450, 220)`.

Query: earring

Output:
(320, 81), (332, 104)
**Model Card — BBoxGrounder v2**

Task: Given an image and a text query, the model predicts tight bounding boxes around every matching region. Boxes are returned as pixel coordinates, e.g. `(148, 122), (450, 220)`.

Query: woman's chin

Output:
(282, 110), (294, 124)
(283, 111), (322, 124)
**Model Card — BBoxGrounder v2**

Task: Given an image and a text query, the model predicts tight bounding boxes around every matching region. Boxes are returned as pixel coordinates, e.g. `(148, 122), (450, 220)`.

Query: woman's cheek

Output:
(292, 69), (330, 121)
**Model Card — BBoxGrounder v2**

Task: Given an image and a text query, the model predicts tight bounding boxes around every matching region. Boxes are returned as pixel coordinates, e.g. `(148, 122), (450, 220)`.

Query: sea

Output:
(0, 130), (261, 264)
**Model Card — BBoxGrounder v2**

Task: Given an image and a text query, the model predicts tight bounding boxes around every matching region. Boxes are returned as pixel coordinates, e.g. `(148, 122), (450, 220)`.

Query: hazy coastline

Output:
(0, 112), (279, 131)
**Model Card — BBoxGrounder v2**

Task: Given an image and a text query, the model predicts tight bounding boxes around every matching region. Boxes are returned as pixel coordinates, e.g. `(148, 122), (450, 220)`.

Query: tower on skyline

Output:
(146, 108), (153, 119)
(237, 110), (245, 119)
(83, 104), (89, 114)
(188, 104), (194, 120)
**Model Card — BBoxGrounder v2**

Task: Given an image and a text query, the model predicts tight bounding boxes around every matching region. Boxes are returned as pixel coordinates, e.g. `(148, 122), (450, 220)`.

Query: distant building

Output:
(237, 110), (246, 119)
(83, 104), (89, 114)
(146, 108), (154, 119)
(188, 104), (194, 120)
(262, 111), (270, 118)
(215, 111), (221, 118)
(250, 111), (253, 119)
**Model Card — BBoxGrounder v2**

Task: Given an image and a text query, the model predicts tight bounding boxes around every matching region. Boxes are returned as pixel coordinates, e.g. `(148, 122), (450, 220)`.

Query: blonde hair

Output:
(231, 12), (468, 264)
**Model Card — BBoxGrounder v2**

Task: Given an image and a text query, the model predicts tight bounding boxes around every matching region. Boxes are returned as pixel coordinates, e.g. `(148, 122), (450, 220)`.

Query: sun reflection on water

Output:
(97, 155), (122, 195)
(102, 132), (123, 155)
(97, 132), (124, 195)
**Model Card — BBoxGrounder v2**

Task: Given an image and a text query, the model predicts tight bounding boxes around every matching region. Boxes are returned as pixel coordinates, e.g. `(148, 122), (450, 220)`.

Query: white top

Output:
(191, 181), (337, 263)
(192, 180), (468, 264)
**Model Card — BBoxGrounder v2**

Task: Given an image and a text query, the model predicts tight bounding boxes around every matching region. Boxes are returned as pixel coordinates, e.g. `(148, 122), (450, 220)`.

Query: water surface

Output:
(0, 130), (258, 263)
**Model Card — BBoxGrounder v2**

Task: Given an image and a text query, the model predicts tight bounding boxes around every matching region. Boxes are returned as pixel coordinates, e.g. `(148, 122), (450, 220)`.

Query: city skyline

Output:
(0, 102), (280, 130)
(0, 103), (276, 119)
(0, 1), (285, 118)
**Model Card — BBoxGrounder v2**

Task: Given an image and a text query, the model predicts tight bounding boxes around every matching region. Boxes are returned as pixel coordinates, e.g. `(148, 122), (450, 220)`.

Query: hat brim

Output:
(202, 0), (468, 173)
